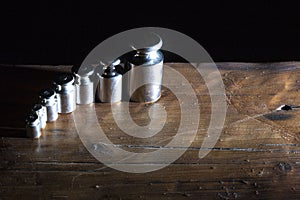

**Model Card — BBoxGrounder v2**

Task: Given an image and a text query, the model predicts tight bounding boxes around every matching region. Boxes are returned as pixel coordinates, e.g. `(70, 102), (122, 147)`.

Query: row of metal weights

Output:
(25, 33), (164, 139)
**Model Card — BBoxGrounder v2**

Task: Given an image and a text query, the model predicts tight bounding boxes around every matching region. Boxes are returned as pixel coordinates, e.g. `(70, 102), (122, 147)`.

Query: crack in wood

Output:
(92, 143), (300, 153)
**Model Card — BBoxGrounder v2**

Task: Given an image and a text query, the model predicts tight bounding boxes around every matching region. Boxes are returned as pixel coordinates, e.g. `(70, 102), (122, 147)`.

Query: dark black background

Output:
(1, 1), (300, 65)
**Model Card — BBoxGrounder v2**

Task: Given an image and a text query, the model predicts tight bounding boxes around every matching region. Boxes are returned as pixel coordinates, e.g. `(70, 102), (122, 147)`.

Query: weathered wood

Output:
(1, 62), (300, 199)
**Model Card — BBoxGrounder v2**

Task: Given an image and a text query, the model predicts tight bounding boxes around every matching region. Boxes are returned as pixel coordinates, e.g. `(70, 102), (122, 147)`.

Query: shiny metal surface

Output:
(72, 65), (95, 105)
(53, 74), (76, 114)
(130, 32), (163, 53)
(98, 74), (122, 103)
(25, 113), (41, 139)
(96, 59), (122, 103)
(126, 33), (164, 103)
(32, 103), (47, 129)
(128, 61), (163, 103)
(39, 88), (58, 122)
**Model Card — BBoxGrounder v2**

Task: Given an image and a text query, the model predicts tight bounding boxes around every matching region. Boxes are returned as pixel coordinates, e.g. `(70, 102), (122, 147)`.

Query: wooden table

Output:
(1, 62), (300, 199)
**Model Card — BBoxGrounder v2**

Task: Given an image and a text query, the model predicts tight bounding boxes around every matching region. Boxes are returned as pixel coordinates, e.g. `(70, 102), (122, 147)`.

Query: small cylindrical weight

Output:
(53, 73), (76, 114)
(96, 59), (122, 103)
(72, 65), (95, 104)
(25, 113), (41, 139)
(38, 88), (58, 122)
(32, 103), (47, 129)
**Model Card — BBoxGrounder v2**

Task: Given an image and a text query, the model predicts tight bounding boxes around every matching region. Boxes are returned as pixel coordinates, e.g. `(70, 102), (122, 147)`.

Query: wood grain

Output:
(1, 62), (300, 199)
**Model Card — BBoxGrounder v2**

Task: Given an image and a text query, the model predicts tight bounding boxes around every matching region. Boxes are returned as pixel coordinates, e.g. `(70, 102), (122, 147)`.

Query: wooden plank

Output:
(1, 62), (300, 199)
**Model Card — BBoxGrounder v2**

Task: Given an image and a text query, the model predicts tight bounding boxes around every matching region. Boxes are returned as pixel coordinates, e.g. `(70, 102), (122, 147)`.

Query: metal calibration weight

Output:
(25, 113), (41, 139)
(52, 73), (76, 114)
(96, 59), (122, 103)
(72, 65), (95, 105)
(125, 32), (164, 103)
(38, 88), (58, 122)
(32, 103), (47, 129)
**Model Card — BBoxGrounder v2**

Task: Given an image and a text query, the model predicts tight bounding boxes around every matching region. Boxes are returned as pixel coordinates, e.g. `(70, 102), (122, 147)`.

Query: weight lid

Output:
(53, 73), (74, 86)
(100, 59), (121, 78)
(32, 104), (43, 112)
(39, 88), (55, 99)
(72, 65), (95, 76)
(130, 32), (163, 52)
(25, 112), (39, 125)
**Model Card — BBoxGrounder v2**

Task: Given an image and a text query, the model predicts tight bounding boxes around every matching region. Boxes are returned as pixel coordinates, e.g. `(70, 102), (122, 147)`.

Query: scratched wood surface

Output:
(1, 62), (300, 200)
